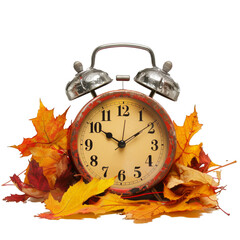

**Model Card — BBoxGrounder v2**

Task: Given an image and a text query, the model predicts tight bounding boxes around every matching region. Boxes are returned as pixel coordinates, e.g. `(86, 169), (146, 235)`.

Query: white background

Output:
(0, 0), (239, 239)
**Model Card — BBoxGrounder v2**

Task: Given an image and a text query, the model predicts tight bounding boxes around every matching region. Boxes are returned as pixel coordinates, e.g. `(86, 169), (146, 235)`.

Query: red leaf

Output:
(3, 194), (29, 203)
(10, 174), (31, 191)
(54, 156), (75, 192)
(10, 174), (49, 199)
(27, 159), (50, 192)
(190, 149), (218, 172)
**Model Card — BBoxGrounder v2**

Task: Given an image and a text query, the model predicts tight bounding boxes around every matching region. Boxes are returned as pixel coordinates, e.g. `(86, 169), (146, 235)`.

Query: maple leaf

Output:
(163, 174), (218, 207)
(12, 100), (69, 157)
(174, 107), (203, 166)
(124, 201), (203, 222)
(26, 146), (71, 188)
(124, 184), (217, 222)
(5, 100), (74, 202)
(4, 160), (51, 201)
(38, 180), (218, 223)
(39, 178), (115, 219)
(92, 186), (217, 223)
(10, 174), (49, 200)
(94, 193), (146, 215)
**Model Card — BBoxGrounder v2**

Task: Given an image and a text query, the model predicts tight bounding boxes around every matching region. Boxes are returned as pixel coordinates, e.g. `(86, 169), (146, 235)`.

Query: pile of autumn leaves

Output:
(3, 101), (224, 223)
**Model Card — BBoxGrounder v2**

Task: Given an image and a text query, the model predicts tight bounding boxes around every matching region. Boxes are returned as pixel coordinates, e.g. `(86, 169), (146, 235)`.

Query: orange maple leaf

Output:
(12, 100), (69, 157)
(98, 181), (217, 222)
(27, 146), (71, 188)
(173, 107), (203, 166)
(124, 184), (217, 222)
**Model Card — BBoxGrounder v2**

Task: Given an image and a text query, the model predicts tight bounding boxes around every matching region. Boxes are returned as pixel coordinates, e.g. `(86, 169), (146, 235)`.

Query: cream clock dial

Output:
(69, 90), (176, 196)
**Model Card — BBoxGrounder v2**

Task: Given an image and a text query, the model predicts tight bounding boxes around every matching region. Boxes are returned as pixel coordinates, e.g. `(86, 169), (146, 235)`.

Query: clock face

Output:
(69, 90), (176, 195)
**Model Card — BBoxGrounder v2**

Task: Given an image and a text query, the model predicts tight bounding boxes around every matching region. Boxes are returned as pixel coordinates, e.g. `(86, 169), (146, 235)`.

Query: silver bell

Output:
(66, 61), (112, 100)
(134, 61), (180, 101)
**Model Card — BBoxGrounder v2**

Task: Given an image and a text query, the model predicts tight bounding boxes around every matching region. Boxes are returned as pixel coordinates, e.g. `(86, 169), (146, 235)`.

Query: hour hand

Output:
(101, 130), (120, 143)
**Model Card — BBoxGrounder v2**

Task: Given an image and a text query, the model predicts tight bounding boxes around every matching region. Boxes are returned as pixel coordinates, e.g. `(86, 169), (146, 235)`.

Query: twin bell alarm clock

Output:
(65, 43), (180, 196)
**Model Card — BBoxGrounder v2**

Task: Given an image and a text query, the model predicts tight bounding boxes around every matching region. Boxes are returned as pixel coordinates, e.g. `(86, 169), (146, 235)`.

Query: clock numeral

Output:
(90, 122), (102, 133)
(145, 155), (153, 167)
(90, 155), (98, 167)
(102, 166), (109, 178)
(134, 166), (142, 178)
(148, 123), (155, 134)
(151, 139), (159, 151)
(85, 139), (93, 151)
(118, 169), (126, 182)
(139, 110), (143, 121)
(102, 110), (111, 121)
(118, 105), (130, 117)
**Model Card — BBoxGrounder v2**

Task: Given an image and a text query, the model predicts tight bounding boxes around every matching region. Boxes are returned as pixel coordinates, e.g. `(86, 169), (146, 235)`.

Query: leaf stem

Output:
(2, 169), (26, 186)
(206, 160), (237, 173)
(216, 204), (230, 216)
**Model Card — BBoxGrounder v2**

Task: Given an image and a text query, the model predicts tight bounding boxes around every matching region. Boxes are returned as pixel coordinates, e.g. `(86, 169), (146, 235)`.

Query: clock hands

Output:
(101, 120), (157, 150)
(101, 121), (127, 149)
(115, 120), (157, 150)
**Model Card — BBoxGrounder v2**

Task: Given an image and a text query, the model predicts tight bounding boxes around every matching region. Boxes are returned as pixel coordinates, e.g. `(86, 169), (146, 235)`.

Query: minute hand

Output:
(125, 120), (157, 144)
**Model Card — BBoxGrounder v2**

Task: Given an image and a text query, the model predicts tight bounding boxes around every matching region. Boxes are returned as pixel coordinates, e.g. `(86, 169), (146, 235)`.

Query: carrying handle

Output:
(90, 43), (156, 68)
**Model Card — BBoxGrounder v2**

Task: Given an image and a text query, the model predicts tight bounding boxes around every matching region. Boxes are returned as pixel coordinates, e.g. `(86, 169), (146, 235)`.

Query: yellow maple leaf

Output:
(94, 193), (147, 215)
(12, 100), (69, 157)
(39, 179), (218, 222)
(43, 178), (115, 219)
(174, 106), (203, 166)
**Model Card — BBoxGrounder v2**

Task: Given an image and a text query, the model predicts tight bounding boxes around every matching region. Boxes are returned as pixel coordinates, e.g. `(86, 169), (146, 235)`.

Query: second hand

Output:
(114, 120), (127, 150)
(122, 120), (126, 141)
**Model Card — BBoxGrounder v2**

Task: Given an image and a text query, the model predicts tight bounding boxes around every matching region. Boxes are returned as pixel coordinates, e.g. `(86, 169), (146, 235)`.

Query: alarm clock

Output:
(66, 43), (180, 196)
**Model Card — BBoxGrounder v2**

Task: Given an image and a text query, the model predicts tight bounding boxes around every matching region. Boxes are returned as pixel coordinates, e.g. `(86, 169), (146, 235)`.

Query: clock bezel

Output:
(68, 89), (176, 196)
